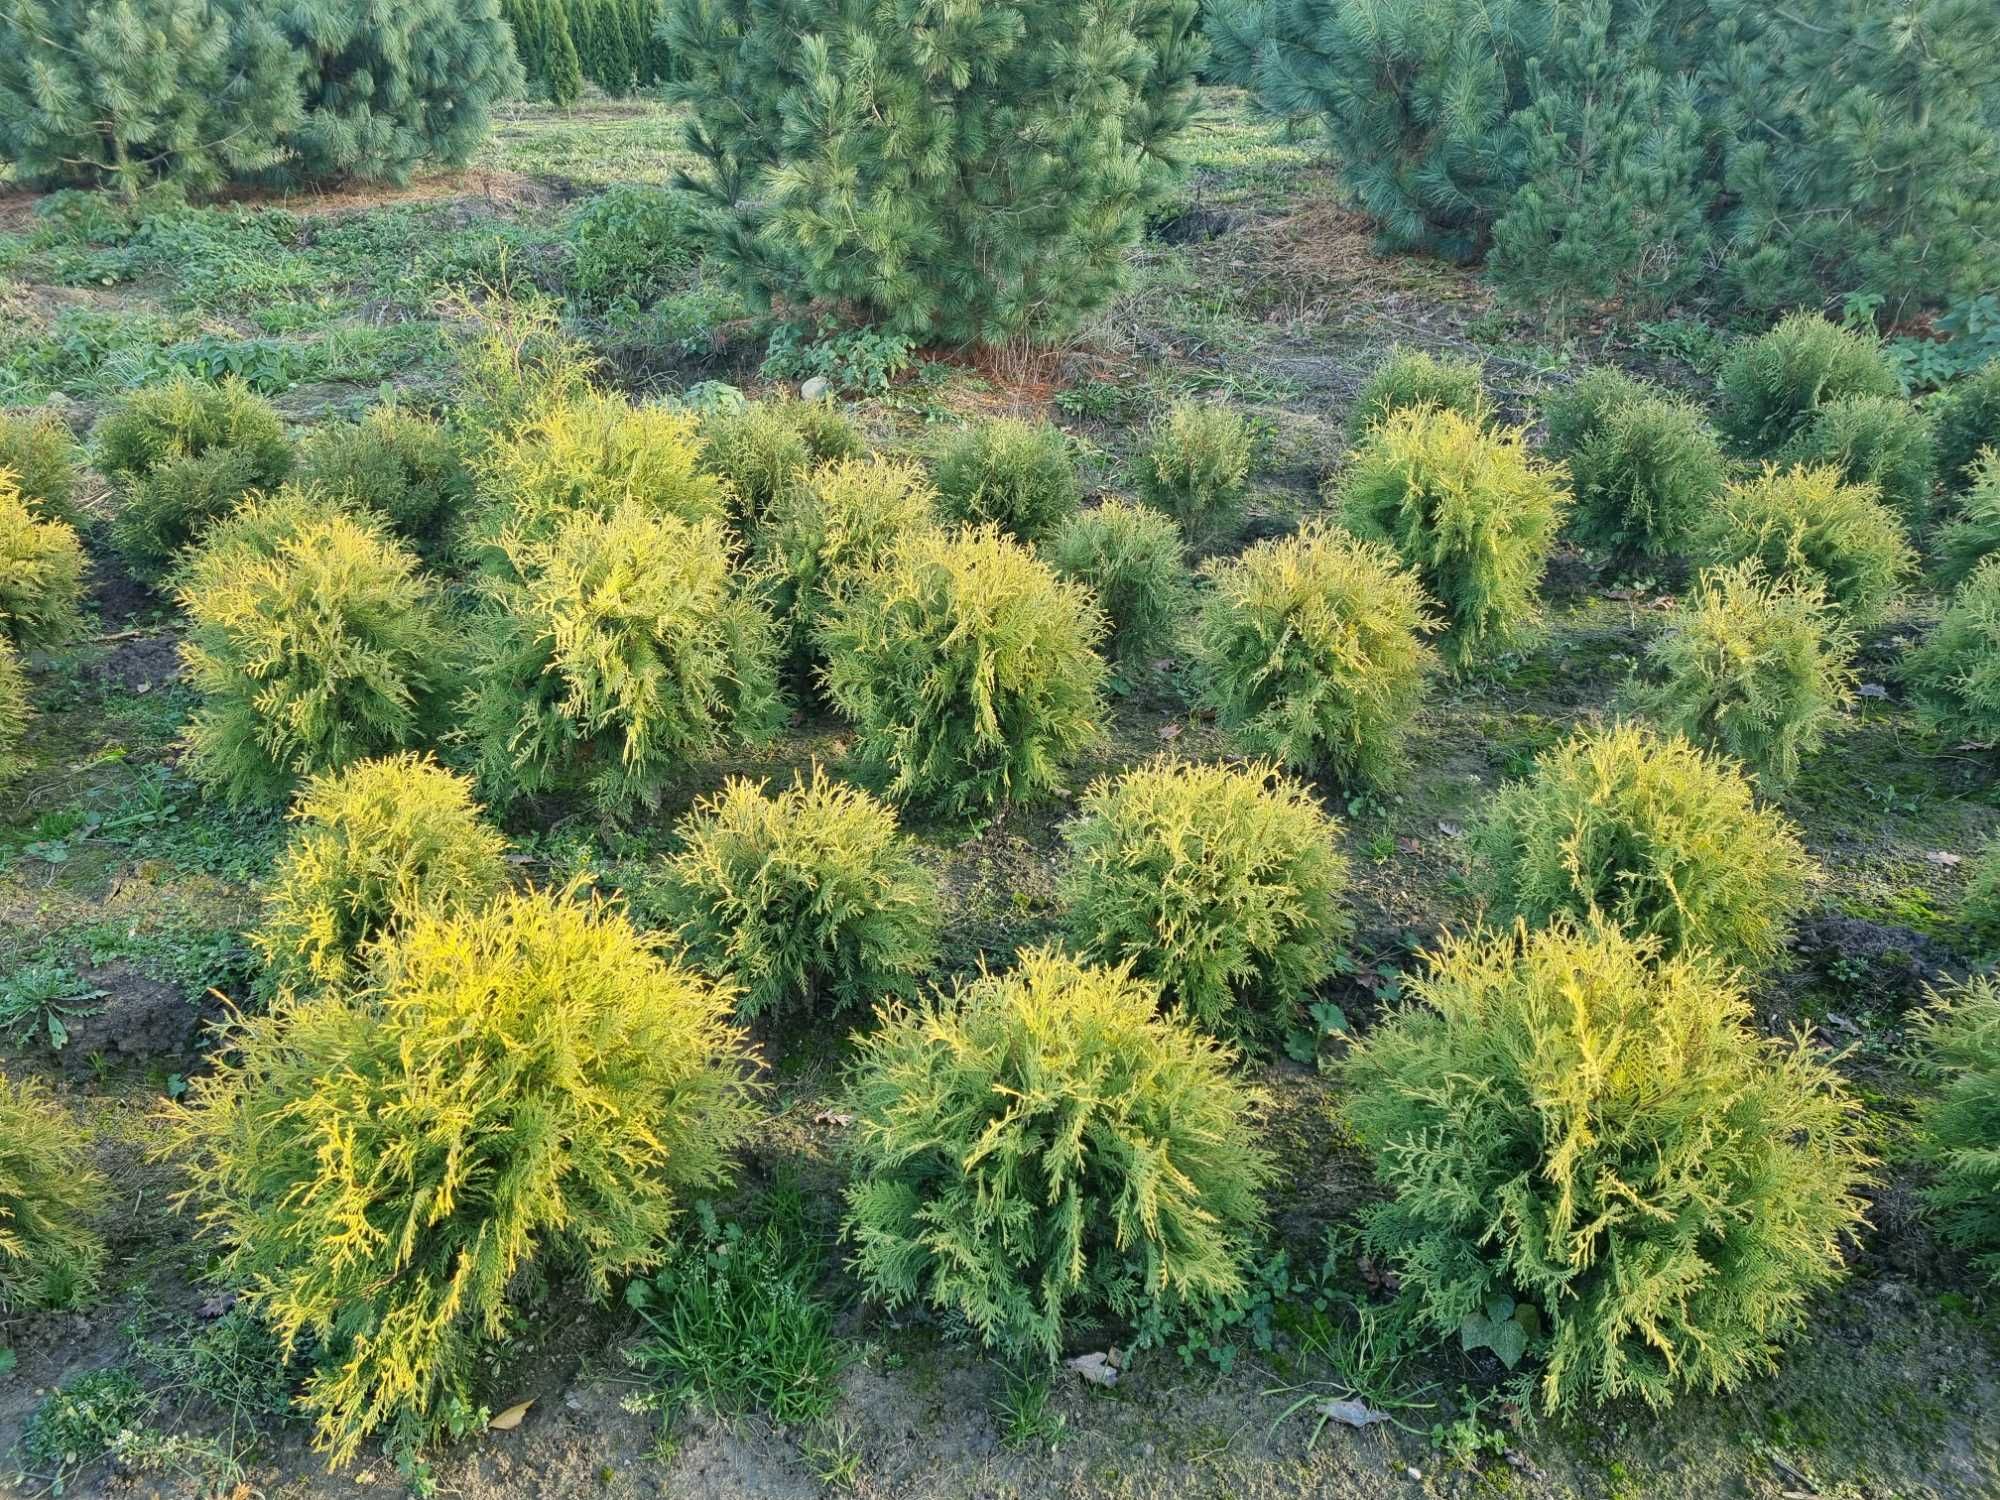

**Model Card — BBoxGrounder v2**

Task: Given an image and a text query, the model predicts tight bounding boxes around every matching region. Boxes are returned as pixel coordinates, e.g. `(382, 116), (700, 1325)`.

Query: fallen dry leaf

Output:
(1065, 1351), (1120, 1387)
(488, 1399), (533, 1431)
(1317, 1397), (1390, 1428)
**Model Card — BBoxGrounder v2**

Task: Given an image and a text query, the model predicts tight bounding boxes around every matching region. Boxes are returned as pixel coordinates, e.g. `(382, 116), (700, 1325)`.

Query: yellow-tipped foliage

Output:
(0, 471), (87, 652)
(0, 640), (28, 788)
(1912, 975), (2000, 1284)
(1695, 463), (1914, 625)
(0, 1077), (107, 1312)
(932, 417), (1082, 543)
(1903, 555), (2000, 747)
(699, 397), (862, 525)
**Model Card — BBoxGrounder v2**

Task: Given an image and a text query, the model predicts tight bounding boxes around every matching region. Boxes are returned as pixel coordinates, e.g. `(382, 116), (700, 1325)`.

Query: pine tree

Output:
(665, 0), (1205, 346)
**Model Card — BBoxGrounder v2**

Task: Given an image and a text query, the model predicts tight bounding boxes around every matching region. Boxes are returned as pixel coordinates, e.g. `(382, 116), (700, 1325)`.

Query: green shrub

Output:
(1694, 465), (1915, 625)
(0, 1076), (107, 1311)
(450, 296), (600, 450)
(1931, 363), (2000, 494)
(698, 398), (862, 527)
(97, 375), (294, 578)
(466, 391), (729, 573)
(1044, 500), (1190, 668)
(1346, 347), (1487, 443)
(1912, 975), (2000, 1284)
(931, 418), (1082, 543)
(1472, 721), (1814, 972)
(1543, 368), (1724, 565)
(1060, 759), (1350, 1050)
(1934, 449), (2000, 589)
(1133, 401), (1252, 543)
(656, 767), (940, 1022)
(468, 505), (783, 813)
(297, 405), (474, 556)
(820, 525), (1106, 823)
(176, 504), (459, 804)
(1193, 521), (1437, 785)
(1782, 395), (1937, 528)
(167, 885), (758, 1466)
(251, 754), (512, 997)
(0, 641), (28, 788)
(1903, 555), (2000, 747)
(0, 410), (81, 526)
(756, 455), (939, 675)
(1962, 838), (2000, 960)
(1715, 314), (1901, 456)
(1337, 405), (1567, 667)
(0, 476), (87, 651)
(1344, 917), (1869, 1414)
(1633, 561), (1858, 789)
(565, 183), (702, 311)
(843, 946), (1272, 1362)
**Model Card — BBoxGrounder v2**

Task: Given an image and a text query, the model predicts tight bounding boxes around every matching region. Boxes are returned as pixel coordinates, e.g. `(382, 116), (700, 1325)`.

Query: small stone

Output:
(800, 376), (831, 402)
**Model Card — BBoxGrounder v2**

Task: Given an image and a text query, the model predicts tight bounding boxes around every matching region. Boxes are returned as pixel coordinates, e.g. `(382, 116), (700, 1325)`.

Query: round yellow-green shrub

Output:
(297, 404), (475, 556)
(166, 885), (759, 1466)
(1133, 401), (1252, 543)
(0, 641), (28, 788)
(251, 754), (512, 997)
(931, 417), (1081, 543)
(467, 504), (783, 813)
(1543, 368), (1725, 565)
(1338, 405), (1568, 667)
(96, 375), (294, 578)
(1632, 561), (1858, 789)
(177, 504), (460, 805)
(655, 767), (939, 1022)
(0, 1076), (107, 1312)
(1044, 499), (1190, 668)
(0, 473), (87, 651)
(1060, 758), (1349, 1051)
(1911, 975), (2000, 1284)
(1346, 346), (1487, 443)
(0, 409), (81, 526)
(1471, 721), (1814, 972)
(1935, 448), (2000, 589)
(1932, 362), (2000, 494)
(1344, 917), (1870, 1414)
(1694, 464), (1915, 625)
(1782, 394), (1937, 528)
(1902, 554), (2000, 747)
(842, 947), (1272, 1363)
(820, 525), (1106, 823)
(698, 396), (862, 525)
(1715, 312), (1901, 456)
(1193, 521), (1438, 786)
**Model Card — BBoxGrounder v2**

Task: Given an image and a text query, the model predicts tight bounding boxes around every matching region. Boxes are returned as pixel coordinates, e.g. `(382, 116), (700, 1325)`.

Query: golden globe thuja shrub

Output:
(1192, 521), (1438, 787)
(0, 640), (28, 789)
(176, 503), (460, 805)
(1044, 499), (1189, 669)
(0, 409), (82, 527)
(297, 404), (475, 556)
(0, 1076), (107, 1313)
(1714, 311), (1901, 456)
(251, 754), (512, 997)
(0, 471), (87, 652)
(95, 374), (294, 578)
(1781, 393), (1938, 529)
(1060, 758), (1350, 1052)
(819, 524), (1106, 824)
(1337, 404), (1569, 668)
(1902, 554), (2000, 748)
(1963, 837), (2000, 959)
(1694, 464), (1914, 626)
(655, 766), (940, 1022)
(931, 416), (1081, 544)
(1912, 974), (2000, 1285)
(1543, 367), (1725, 566)
(1344, 917), (1870, 1414)
(842, 947), (1272, 1363)
(466, 504), (783, 814)
(448, 294), (600, 452)
(1471, 721), (1814, 973)
(1934, 447), (2000, 588)
(755, 455), (939, 676)
(1132, 401), (1251, 544)
(1345, 345), (1487, 444)
(697, 396), (862, 526)
(165, 885), (760, 1467)
(1632, 560), (1858, 789)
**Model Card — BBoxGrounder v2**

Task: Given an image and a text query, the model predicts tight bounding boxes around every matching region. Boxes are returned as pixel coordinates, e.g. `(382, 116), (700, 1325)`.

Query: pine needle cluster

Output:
(97, 375), (294, 578)
(1045, 500), (1191, 668)
(1193, 521), (1437, 786)
(166, 885), (760, 1466)
(251, 755), (512, 997)
(1346, 347), (1487, 443)
(1715, 314), (1902, 456)
(176, 504), (459, 804)
(820, 526), (1106, 824)
(0, 410), (82, 527)
(1061, 759), (1350, 1050)
(0, 473), (87, 652)
(1633, 562), (1858, 790)
(1911, 975), (2000, 1285)
(467, 506), (782, 813)
(1338, 406), (1568, 667)
(1902, 556), (2000, 747)
(1543, 368), (1724, 565)
(1133, 402), (1253, 543)
(1471, 721), (1814, 972)
(0, 1076), (107, 1313)
(1344, 918), (1871, 1414)
(842, 947), (1272, 1362)
(931, 419), (1082, 544)
(1694, 465), (1915, 626)
(298, 405), (474, 557)
(657, 767), (940, 1023)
